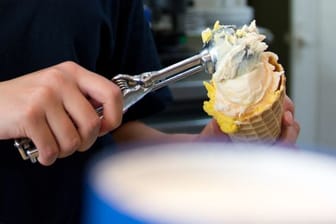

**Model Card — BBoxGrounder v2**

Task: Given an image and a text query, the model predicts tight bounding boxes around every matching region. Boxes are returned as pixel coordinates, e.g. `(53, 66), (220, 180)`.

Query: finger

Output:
(62, 85), (101, 152)
(283, 95), (295, 114)
(282, 110), (294, 126)
(73, 68), (123, 134)
(45, 103), (81, 158)
(25, 117), (59, 166)
(278, 120), (300, 145)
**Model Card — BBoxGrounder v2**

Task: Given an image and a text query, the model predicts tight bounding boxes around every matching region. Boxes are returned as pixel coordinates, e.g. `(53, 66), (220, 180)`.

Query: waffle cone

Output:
(204, 54), (286, 143)
(228, 75), (285, 143)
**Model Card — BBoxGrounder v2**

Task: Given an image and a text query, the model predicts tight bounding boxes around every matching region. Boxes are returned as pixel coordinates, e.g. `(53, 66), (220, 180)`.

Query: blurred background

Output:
(85, 2), (336, 221)
(141, 0), (336, 151)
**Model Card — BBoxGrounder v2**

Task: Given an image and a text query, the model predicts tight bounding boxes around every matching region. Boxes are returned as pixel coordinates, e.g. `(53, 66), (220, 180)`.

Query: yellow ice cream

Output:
(203, 21), (284, 134)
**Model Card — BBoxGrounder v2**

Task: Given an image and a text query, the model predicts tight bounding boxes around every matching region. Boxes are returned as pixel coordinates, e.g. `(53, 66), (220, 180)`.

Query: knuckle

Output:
(77, 142), (94, 152)
(61, 136), (81, 155)
(44, 147), (58, 159)
(82, 116), (101, 139)
(39, 146), (58, 166)
(57, 61), (80, 74)
(21, 87), (57, 128)
(42, 68), (68, 86)
(77, 117), (100, 152)
(28, 88), (53, 111)
(21, 105), (42, 123)
(106, 83), (123, 103)
(21, 105), (46, 129)
(58, 60), (77, 69)
(77, 138), (96, 152)
(33, 85), (55, 101)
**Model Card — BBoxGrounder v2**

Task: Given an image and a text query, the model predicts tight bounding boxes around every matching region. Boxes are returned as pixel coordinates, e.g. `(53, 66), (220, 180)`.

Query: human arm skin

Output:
(0, 61), (123, 165)
(112, 95), (300, 145)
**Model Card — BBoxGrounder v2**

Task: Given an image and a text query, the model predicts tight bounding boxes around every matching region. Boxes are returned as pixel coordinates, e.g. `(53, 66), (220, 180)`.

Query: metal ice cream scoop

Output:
(14, 43), (218, 163)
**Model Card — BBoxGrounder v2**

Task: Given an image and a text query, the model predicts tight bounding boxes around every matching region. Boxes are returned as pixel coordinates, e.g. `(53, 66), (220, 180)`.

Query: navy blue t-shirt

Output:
(0, 0), (171, 223)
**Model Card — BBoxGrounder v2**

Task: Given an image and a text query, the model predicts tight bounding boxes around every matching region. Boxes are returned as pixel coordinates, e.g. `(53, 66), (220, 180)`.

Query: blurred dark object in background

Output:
(144, 0), (190, 65)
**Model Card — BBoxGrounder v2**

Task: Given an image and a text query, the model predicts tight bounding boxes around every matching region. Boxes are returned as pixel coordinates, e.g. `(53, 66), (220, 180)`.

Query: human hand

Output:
(197, 95), (300, 145)
(0, 61), (123, 165)
(277, 95), (300, 145)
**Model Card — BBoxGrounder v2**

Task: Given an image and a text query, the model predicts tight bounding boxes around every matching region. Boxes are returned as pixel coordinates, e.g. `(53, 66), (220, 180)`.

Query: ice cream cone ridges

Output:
(203, 54), (286, 144)
(228, 76), (285, 143)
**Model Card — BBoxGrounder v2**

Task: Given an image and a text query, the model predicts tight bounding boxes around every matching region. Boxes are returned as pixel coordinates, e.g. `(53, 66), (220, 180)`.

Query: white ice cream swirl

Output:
(206, 21), (282, 117)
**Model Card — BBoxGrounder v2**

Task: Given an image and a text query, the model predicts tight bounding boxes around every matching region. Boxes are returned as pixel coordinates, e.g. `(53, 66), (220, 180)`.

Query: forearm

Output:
(111, 121), (196, 144)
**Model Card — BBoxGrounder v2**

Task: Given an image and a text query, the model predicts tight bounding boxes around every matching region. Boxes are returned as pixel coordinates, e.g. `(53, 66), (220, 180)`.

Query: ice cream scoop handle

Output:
(13, 46), (216, 163)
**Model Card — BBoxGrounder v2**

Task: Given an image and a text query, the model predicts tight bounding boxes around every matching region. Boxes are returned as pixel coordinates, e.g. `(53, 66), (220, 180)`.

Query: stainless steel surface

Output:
(14, 138), (39, 163)
(13, 44), (219, 163)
